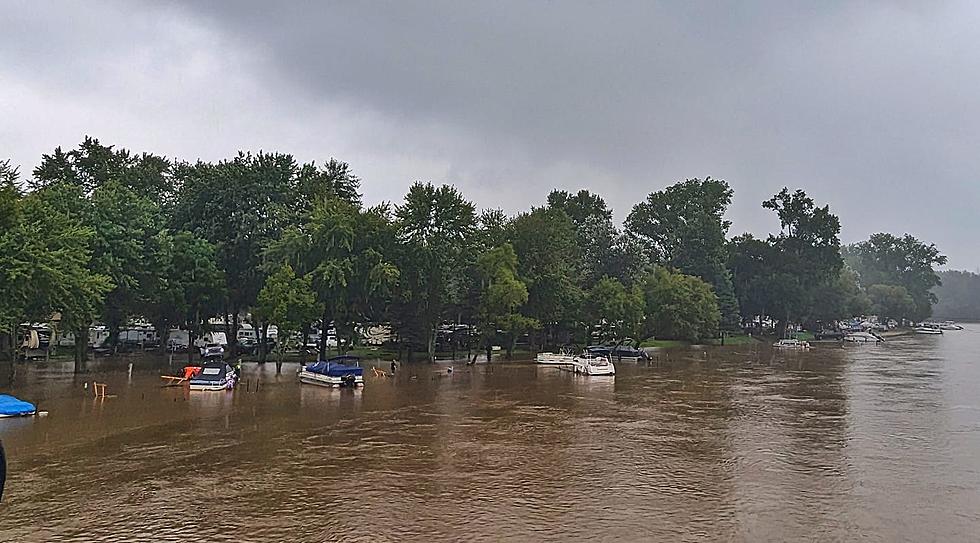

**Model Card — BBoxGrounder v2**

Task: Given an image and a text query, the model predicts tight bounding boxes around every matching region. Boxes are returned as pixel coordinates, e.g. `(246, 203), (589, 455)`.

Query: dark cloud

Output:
(2, 1), (978, 269)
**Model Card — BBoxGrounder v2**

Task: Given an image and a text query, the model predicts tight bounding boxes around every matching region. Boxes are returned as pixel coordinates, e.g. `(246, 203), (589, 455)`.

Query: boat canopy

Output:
(304, 356), (363, 377)
(0, 395), (36, 417)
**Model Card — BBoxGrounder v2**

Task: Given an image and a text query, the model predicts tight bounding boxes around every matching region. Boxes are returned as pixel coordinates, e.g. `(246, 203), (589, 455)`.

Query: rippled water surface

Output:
(1, 327), (979, 541)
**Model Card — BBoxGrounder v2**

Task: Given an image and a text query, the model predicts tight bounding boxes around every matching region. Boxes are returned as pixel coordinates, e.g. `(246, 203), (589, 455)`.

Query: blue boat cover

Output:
(0, 394), (36, 417)
(304, 356), (363, 377)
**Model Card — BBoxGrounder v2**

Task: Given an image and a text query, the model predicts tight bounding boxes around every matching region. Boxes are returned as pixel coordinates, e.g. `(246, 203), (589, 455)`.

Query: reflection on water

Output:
(1, 328), (979, 541)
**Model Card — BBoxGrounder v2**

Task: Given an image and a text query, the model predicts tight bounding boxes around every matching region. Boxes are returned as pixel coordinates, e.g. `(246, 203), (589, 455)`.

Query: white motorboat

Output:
(773, 338), (810, 349)
(913, 326), (943, 335)
(940, 321), (964, 331)
(559, 355), (616, 376)
(844, 332), (883, 343)
(535, 352), (576, 365)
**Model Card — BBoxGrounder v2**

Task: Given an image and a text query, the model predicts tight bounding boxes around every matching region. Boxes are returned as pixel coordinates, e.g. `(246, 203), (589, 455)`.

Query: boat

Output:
(843, 331), (884, 343)
(773, 338), (811, 349)
(299, 355), (364, 387)
(0, 395), (36, 418)
(535, 352), (576, 365)
(188, 361), (238, 391)
(586, 345), (649, 360)
(913, 326), (943, 335)
(940, 321), (964, 331)
(559, 355), (616, 376)
(200, 343), (225, 359)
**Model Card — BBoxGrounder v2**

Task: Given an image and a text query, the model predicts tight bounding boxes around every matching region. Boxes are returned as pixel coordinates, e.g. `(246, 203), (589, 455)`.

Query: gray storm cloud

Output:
(1, 0), (978, 269)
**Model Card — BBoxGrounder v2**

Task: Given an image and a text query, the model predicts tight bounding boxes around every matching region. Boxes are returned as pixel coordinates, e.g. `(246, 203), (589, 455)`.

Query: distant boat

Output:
(0, 395), (36, 418)
(940, 321), (964, 331)
(299, 356), (364, 387)
(844, 332), (884, 343)
(913, 326), (943, 335)
(773, 338), (811, 349)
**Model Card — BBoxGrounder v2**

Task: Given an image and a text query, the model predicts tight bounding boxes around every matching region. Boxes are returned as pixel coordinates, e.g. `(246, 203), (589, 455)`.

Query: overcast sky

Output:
(2, 1), (978, 269)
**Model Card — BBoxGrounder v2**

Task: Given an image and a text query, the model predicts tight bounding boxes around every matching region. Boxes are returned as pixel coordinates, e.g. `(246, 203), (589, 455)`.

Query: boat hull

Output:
(299, 370), (364, 388)
(535, 353), (576, 365)
(188, 380), (234, 391)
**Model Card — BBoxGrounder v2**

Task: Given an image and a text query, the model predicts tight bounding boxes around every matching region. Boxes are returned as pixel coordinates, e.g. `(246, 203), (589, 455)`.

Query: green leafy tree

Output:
(730, 188), (842, 335)
(584, 276), (645, 347)
(640, 267), (720, 343)
(626, 178), (739, 327)
(393, 182), (476, 362)
(844, 233), (947, 321)
(255, 264), (318, 373)
(5, 184), (113, 368)
(476, 244), (536, 360)
(509, 207), (582, 349)
(547, 189), (635, 285)
(866, 284), (916, 323)
(173, 152), (296, 354)
(144, 231), (226, 361)
(932, 270), (980, 321)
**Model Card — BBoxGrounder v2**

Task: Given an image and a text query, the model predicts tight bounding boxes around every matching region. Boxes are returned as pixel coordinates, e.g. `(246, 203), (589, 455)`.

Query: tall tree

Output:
(255, 264), (318, 373)
(730, 188), (842, 334)
(173, 152), (296, 354)
(393, 182), (476, 362)
(475, 244), (535, 360)
(626, 178), (739, 327)
(584, 276), (644, 347)
(144, 231), (226, 360)
(547, 189), (634, 285)
(640, 267), (720, 343)
(844, 233), (947, 321)
(509, 207), (582, 349)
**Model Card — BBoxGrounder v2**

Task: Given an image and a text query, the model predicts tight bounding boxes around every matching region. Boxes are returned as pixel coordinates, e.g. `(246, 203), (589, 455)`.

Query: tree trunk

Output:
(258, 322), (268, 364)
(319, 310), (329, 361)
(187, 327), (196, 366)
(229, 311), (240, 359)
(73, 326), (87, 373)
(427, 326), (436, 363)
(485, 342), (492, 363)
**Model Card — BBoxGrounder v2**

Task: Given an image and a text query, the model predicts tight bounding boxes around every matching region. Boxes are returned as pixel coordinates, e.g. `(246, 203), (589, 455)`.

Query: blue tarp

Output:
(0, 395), (36, 417)
(304, 356), (363, 377)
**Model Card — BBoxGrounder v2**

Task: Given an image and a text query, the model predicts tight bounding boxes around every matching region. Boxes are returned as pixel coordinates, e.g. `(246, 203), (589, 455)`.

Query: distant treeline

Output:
(933, 271), (980, 321)
(0, 137), (951, 368)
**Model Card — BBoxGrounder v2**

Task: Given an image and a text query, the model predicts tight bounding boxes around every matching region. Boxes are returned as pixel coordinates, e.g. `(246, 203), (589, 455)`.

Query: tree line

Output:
(0, 137), (950, 368)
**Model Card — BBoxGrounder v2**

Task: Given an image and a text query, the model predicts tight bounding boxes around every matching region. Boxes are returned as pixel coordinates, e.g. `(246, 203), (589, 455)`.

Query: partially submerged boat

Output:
(299, 355), (364, 388)
(0, 395), (36, 418)
(773, 338), (811, 349)
(586, 345), (649, 360)
(844, 331), (884, 343)
(535, 352), (576, 365)
(559, 355), (616, 376)
(188, 361), (237, 391)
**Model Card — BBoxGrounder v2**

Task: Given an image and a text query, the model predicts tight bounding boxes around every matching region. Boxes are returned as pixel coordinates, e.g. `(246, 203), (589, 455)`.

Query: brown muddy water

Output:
(0, 327), (978, 542)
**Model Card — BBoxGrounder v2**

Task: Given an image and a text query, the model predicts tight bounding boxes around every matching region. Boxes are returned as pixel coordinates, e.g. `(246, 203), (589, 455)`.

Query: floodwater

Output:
(0, 328), (979, 542)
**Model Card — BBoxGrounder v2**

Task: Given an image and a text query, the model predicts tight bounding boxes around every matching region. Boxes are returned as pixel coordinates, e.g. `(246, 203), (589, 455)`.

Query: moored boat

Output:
(559, 355), (616, 376)
(773, 338), (811, 349)
(844, 331), (884, 343)
(0, 395), (36, 418)
(299, 355), (364, 387)
(913, 326), (943, 335)
(535, 352), (576, 365)
(188, 361), (238, 391)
